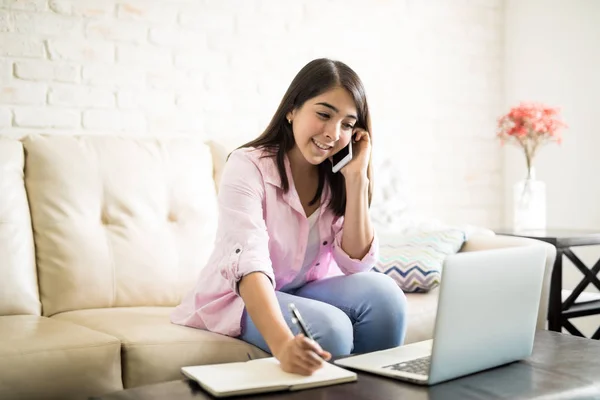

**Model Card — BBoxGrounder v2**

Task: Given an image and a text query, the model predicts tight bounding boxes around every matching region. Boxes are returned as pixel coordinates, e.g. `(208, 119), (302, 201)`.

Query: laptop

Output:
(334, 245), (546, 385)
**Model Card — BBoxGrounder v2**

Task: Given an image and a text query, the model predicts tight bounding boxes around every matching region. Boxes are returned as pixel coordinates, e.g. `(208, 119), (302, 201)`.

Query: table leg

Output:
(548, 249), (563, 332)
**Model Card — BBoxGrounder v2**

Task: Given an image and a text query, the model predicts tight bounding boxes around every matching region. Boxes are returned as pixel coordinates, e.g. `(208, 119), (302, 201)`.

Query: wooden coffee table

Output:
(92, 330), (600, 400)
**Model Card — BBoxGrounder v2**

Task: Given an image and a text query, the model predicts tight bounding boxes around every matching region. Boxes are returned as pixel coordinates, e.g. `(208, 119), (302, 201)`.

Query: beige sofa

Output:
(0, 134), (556, 400)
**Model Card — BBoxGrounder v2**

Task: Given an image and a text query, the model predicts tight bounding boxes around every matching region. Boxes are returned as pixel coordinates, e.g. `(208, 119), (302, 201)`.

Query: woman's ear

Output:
(286, 110), (295, 124)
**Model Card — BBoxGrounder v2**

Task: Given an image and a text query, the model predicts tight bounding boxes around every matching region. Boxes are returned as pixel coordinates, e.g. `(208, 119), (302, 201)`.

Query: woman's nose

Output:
(324, 124), (341, 141)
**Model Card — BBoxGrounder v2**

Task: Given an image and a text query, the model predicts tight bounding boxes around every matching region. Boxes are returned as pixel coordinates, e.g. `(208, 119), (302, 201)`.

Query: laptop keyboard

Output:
(383, 356), (431, 375)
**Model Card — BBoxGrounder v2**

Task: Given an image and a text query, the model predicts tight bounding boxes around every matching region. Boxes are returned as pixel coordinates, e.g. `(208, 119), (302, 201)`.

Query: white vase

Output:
(513, 167), (546, 231)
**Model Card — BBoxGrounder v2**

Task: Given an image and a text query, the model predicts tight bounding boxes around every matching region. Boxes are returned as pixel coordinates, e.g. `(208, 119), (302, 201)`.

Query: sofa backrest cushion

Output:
(22, 135), (218, 316)
(0, 138), (41, 316)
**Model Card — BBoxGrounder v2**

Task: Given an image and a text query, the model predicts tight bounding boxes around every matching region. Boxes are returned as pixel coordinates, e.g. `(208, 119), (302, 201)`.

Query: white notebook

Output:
(181, 357), (357, 398)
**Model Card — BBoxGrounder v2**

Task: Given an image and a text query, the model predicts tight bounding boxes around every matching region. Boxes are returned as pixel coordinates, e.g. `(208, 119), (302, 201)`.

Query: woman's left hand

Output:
(341, 128), (371, 180)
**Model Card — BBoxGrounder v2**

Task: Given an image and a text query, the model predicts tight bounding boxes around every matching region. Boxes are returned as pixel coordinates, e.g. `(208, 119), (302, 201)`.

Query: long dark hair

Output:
(236, 58), (373, 217)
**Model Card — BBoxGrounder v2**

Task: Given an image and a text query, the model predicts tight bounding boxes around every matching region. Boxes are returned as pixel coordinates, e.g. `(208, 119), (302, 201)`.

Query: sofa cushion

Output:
(52, 307), (270, 388)
(0, 138), (40, 316)
(22, 134), (218, 316)
(374, 229), (466, 292)
(404, 289), (440, 344)
(0, 315), (122, 400)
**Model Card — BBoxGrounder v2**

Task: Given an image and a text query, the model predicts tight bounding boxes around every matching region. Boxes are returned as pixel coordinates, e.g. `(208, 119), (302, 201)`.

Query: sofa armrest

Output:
(460, 234), (557, 331)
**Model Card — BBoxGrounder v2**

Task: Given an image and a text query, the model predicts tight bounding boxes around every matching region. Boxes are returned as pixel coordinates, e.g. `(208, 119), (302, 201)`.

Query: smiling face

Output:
(287, 86), (358, 167)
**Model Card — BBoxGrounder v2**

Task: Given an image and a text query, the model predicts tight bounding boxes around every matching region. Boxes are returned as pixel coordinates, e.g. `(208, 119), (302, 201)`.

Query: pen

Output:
(289, 303), (329, 362)
(288, 303), (316, 342)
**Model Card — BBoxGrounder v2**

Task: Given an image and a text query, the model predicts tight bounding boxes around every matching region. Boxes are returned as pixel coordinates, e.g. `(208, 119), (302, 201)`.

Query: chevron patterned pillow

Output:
(374, 229), (466, 293)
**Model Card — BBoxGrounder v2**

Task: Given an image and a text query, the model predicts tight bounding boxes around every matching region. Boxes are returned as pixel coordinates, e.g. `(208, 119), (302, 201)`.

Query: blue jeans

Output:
(239, 272), (407, 357)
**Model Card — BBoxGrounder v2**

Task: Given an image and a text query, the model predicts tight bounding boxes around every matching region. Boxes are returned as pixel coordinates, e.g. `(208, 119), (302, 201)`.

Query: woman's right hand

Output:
(275, 334), (332, 376)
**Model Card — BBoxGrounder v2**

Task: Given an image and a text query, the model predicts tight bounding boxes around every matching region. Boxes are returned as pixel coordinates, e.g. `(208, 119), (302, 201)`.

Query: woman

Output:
(172, 58), (407, 376)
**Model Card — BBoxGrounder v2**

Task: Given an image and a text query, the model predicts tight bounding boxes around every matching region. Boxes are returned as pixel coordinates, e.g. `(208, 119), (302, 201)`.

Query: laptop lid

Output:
(428, 245), (546, 384)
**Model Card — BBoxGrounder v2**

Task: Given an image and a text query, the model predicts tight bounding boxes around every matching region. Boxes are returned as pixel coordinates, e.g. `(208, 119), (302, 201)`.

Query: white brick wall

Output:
(0, 0), (505, 230)
(48, 83), (114, 107)
(49, 0), (113, 17)
(0, 33), (45, 57)
(0, 106), (10, 126)
(83, 109), (145, 131)
(14, 106), (79, 128)
(0, 59), (11, 82)
(0, 81), (46, 104)
(14, 60), (80, 82)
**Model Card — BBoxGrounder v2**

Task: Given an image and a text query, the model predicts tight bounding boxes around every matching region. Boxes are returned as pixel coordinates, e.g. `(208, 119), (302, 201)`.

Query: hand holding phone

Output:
(333, 129), (370, 177)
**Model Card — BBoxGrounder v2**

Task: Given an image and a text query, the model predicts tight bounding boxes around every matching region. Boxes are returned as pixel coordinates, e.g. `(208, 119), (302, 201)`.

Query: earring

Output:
(287, 119), (292, 124)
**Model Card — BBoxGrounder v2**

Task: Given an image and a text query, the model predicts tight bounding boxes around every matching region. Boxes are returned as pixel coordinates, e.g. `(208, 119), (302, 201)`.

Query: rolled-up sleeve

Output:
(331, 216), (379, 275)
(215, 151), (275, 294)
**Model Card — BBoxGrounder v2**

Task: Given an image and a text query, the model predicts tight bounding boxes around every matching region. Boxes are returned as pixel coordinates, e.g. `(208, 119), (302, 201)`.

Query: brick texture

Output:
(14, 106), (79, 128)
(14, 60), (80, 83)
(0, 106), (10, 127)
(0, 0), (505, 229)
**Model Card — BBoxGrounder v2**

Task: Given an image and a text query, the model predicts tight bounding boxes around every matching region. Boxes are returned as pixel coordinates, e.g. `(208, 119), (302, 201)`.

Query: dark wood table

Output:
(92, 330), (600, 400)
(494, 229), (600, 338)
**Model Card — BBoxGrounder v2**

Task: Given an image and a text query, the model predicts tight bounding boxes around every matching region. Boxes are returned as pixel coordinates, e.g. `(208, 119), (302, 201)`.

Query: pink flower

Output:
(496, 102), (567, 172)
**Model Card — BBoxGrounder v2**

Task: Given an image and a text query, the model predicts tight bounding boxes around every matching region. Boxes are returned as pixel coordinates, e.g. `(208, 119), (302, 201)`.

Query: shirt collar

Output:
(261, 148), (333, 208)
(261, 152), (287, 189)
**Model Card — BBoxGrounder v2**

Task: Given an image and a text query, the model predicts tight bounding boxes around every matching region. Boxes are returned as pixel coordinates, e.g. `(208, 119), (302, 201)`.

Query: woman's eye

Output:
(317, 112), (330, 119)
(343, 123), (354, 130)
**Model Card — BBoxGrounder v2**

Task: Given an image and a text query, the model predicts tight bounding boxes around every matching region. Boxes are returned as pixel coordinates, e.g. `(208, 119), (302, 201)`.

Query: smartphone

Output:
(331, 140), (352, 173)
(288, 303), (315, 341)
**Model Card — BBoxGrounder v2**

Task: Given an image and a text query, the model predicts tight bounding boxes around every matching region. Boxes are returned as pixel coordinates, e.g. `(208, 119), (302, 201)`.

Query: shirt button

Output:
(235, 248), (241, 254)
(322, 241), (328, 245)
(316, 262), (320, 266)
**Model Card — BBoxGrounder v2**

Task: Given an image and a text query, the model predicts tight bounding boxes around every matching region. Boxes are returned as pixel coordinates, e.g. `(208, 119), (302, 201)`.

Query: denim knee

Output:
(311, 306), (353, 357)
(363, 272), (408, 341)
(369, 272), (407, 309)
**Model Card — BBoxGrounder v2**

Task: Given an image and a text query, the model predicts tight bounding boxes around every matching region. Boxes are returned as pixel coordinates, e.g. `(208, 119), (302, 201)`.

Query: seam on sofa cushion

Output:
(122, 341), (258, 347)
(94, 142), (118, 308)
(0, 341), (121, 357)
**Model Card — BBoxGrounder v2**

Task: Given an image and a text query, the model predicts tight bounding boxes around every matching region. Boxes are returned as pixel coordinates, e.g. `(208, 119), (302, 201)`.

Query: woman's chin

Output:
(299, 148), (327, 165)
(305, 153), (329, 165)
(305, 158), (322, 166)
